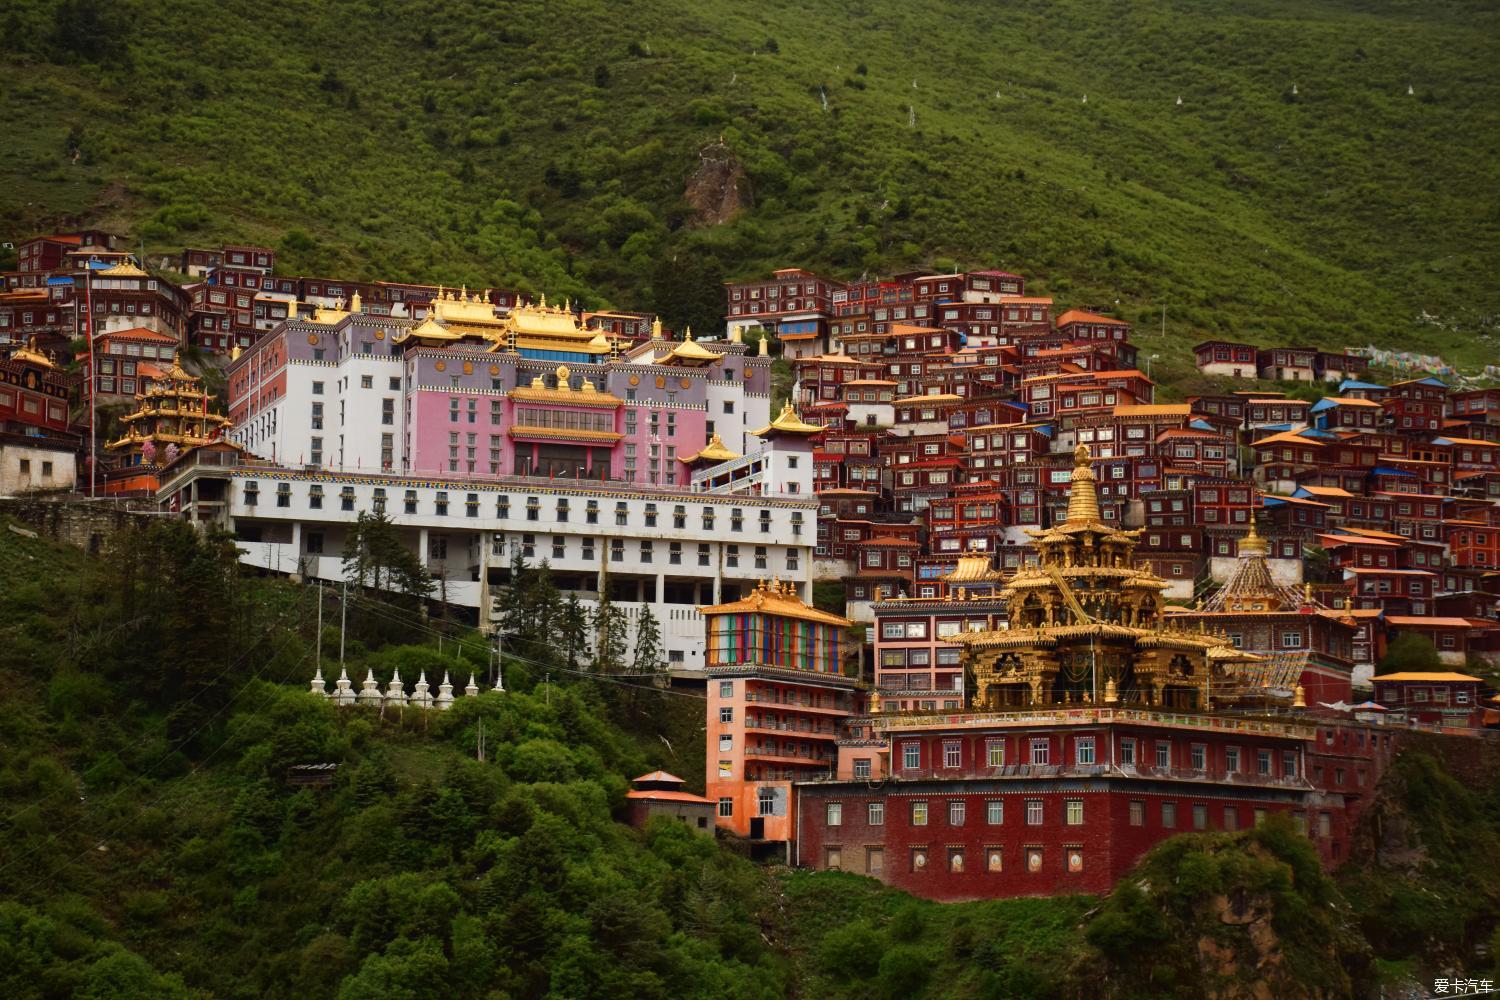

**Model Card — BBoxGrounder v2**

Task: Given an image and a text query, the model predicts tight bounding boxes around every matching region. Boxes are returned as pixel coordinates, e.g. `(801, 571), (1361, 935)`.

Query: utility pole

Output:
(85, 267), (96, 496)
(477, 717), (485, 762)
(316, 583), (323, 674)
(339, 580), (347, 666)
(1160, 301), (1166, 341)
(545, 673), (551, 706)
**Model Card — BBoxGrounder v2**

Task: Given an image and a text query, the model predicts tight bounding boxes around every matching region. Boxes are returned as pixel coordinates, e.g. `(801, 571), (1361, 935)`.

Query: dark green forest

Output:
(2, 508), (1500, 998)
(3, 0), (1499, 380)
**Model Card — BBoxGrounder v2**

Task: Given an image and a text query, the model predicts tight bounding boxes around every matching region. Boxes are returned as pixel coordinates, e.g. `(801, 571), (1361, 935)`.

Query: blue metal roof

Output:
(1372, 466), (1417, 477)
(1338, 379), (1387, 391)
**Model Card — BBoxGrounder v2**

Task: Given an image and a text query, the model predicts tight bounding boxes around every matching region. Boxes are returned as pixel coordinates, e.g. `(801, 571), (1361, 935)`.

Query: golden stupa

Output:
(951, 444), (1259, 711)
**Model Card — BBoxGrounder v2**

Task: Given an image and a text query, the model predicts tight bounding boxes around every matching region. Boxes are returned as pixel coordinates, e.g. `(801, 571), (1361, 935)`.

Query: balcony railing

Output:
(870, 761), (1313, 790)
(229, 459), (815, 502)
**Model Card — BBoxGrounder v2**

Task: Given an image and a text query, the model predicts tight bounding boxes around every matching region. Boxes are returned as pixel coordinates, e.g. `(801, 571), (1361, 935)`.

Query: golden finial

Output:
(758, 334), (769, 356)
(1303, 581), (1314, 605)
(1073, 442), (1091, 468)
(651, 316), (663, 340)
(684, 325), (694, 341)
(1104, 677), (1119, 704)
(1292, 683), (1306, 709)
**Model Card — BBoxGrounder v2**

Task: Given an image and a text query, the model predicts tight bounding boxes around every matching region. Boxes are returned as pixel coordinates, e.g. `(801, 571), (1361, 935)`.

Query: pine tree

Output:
(592, 591), (629, 673)
(561, 592), (589, 668)
(632, 605), (665, 676)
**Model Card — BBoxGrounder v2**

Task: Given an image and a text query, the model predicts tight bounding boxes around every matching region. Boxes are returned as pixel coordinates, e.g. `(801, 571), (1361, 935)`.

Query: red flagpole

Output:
(85, 267), (96, 495)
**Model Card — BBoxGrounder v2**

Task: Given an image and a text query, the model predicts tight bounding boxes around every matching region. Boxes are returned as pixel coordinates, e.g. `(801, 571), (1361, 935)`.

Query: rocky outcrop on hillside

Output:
(684, 140), (750, 227)
(1075, 822), (1368, 999)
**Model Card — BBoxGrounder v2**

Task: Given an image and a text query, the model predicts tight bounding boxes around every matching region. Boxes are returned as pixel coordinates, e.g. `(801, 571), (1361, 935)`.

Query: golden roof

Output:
(98, 261), (149, 277)
(507, 425), (623, 442)
(507, 365), (623, 407)
(9, 337), (54, 369)
(430, 286), (500, 325)
(942, 553), (1003, 583)
(664, 327), (719, 365)
(681, 432), (740, 464)
(397, 315), (464, 342)
(699, 579), (853, 627)
(751, 401), (823, 437)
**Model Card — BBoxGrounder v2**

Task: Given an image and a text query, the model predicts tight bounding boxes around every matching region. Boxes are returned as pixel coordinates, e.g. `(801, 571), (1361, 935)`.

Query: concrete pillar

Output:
(418, 527), (430, 571)
(290, 521), (303, 582)
(713, 543), (723, 604)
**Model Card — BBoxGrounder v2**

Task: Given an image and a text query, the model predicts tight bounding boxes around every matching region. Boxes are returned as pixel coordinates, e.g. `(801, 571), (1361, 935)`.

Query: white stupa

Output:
(357, 668), (382, 706)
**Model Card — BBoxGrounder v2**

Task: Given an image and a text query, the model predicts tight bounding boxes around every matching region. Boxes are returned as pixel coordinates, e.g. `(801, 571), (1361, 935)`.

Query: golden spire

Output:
(1292, 683), (1307, 709)
(758, 333), (769, 356)
(1064, 443), (1100, 524)
(651, 316), (663, 340)
(684, 325), (694, 341)
(1239, 517), (1268, 556)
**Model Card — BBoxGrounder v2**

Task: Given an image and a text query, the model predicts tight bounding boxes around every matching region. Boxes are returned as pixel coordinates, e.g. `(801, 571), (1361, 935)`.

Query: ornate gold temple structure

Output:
(389, 288), (628, 358)
(106, 361), (230, 463)
(953, 444), (1259, 711)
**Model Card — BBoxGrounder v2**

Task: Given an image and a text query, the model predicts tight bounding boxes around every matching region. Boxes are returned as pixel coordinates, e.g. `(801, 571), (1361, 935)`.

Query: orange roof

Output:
(1371, 671), (1483, 682)
(1253, 431), (1324, 448)
(1298, 486), (1354, 498)
(1114, 404), (1191, 418)
(1322, 396), (1382, 407)
(99, 326), (179, 344)
(626, 789), (713, 804)
(1344, 568), (1437, 576)
(700, 580), (853, 627)
(1340, 527), (1407, 541)
(633, 770), (686, 784)
(1317, 534), (1401, 548)
(1383, 619), (1491, 630)
(858, 536), (922, 548)
(1056, 309), (1128, 327)
(997, 296), (1054, 306)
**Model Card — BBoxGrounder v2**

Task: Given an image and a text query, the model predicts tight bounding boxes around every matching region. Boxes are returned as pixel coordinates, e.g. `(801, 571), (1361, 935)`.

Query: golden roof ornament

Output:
(1239, 517), (1269, 556)
(1292, 683), (1307, 709)
(651, 316), (663, 340)
(758, 333), (769, 356)
(1063, 442), (1101, 524)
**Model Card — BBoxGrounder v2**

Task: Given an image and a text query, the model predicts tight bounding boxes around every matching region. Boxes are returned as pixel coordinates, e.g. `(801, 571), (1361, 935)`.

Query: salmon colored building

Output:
(702, 580), (858, 858)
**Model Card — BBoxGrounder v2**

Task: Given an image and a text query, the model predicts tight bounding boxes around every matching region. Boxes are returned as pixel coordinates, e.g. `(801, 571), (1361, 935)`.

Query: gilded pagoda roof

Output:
(699, 578), (852, 627)
(943, 553), (1003, 583)
(9, 337), (54, 369)
(751, 401), (823, 437)
(663, 328), (719, 365)
(680, 432), (740, 464)
(98, 261), (149, 277)
(395, 316), (465, 343)
(507, 365), (622, 407)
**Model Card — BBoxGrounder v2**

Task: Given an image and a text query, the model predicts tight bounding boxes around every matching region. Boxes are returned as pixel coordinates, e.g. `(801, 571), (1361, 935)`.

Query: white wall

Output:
(0, 443), (76, 493)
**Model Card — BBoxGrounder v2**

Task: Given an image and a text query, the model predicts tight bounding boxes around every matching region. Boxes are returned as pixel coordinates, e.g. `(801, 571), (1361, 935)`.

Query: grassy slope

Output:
(2, 0), (1498, 378)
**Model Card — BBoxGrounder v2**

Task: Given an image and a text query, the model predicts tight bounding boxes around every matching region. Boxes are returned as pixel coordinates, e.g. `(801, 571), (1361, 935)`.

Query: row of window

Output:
(896, 736), (1298, 776)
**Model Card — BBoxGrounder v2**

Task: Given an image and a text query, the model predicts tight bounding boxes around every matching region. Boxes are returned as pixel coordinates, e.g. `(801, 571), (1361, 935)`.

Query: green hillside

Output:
(3, 0), (1499, 375)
